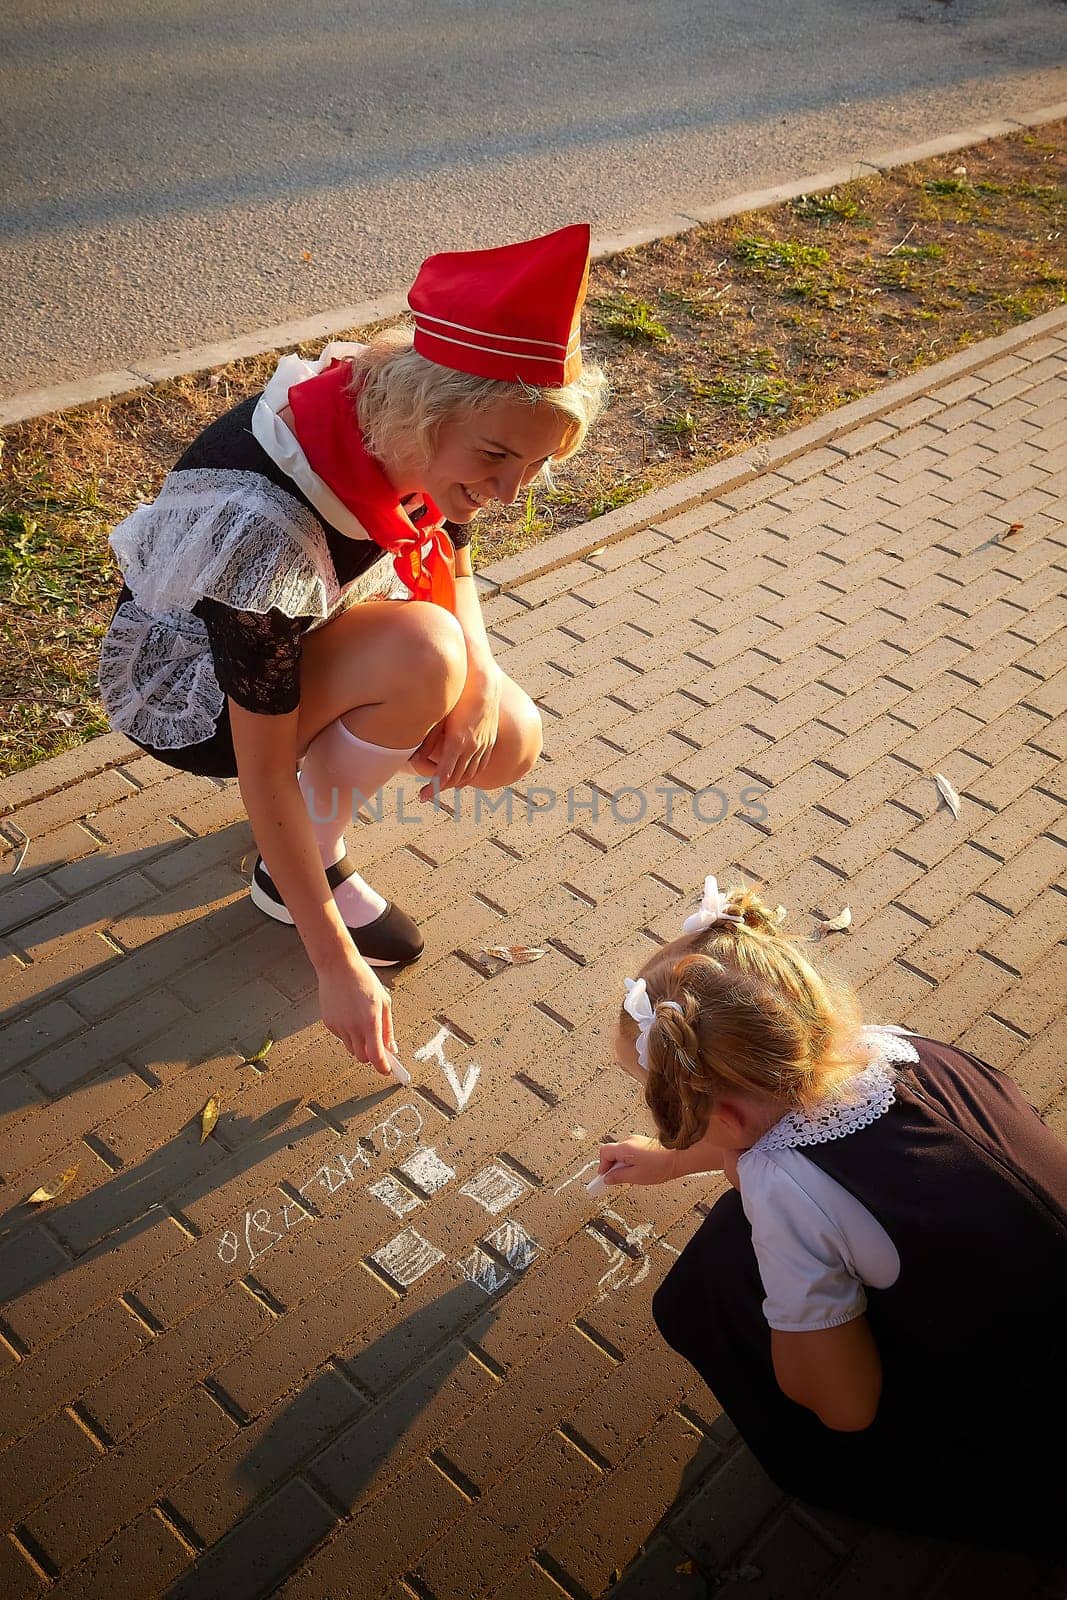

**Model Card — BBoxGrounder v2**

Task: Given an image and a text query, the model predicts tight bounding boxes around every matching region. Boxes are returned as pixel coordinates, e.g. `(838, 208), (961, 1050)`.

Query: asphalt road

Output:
(2, 0), (1065, 399)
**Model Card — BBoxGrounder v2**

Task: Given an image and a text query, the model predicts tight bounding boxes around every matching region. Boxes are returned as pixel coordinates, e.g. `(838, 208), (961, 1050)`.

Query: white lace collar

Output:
(750, 1025), (920, 1154)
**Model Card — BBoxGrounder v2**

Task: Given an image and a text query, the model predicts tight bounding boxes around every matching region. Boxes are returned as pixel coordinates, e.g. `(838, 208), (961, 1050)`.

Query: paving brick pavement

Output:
(1, 313), (1066, 1599)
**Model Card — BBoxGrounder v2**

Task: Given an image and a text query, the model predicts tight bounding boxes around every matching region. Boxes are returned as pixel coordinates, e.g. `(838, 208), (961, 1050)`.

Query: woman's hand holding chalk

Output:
(385, 1049), (411, 1086)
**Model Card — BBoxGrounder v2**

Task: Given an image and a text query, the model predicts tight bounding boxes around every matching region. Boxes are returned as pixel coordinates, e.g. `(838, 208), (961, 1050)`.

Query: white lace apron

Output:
(98, 465), (402, 750)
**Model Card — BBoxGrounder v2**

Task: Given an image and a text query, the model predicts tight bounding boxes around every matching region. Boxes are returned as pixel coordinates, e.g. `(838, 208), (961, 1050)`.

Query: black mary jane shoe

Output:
(249, 854), (424, 967)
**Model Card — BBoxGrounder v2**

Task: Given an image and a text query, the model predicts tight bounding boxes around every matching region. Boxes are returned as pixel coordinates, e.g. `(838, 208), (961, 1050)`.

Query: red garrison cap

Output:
(408, 223), (590, 387)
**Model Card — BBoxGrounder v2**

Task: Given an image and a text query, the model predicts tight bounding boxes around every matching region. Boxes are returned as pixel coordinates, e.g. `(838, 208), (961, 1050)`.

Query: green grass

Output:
(520, 482), (553, 539)
(792, 191), (865, 223)
(689, 373), (795, 419)
(592, 294), (672, 344)
(734, 235), (831, 271)
(587, 481), (650, 518)
(548, 477), (653, 519)
(654, 409), (700, 438)
(0, 508), (115, 612)
(924, 177), (973, 197)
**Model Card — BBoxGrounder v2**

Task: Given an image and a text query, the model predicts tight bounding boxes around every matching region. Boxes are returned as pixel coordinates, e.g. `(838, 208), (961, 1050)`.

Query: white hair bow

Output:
(681, 874), (744, 936)
(623, 977), (681, 1072)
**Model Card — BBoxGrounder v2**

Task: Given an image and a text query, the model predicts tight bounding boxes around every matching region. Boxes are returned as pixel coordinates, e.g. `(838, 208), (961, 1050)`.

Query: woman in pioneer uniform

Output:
(99, 225), (606, 1077)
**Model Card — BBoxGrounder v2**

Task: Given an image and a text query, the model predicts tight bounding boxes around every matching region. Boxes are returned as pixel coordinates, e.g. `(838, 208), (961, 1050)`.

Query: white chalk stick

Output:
(587, 1160), (627, 1197)
(385, 1050), (412, 1086)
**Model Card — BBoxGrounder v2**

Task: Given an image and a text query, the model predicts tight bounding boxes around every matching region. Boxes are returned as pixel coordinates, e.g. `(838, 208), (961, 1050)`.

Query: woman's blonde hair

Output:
(620, 885), (865, 1149)
(348, 328), (607, 474)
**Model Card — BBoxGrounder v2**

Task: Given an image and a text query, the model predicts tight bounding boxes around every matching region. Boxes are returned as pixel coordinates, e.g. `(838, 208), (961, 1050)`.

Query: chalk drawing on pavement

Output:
(458, 1246), (512, 1296)
(368, 1175), (421, 1218)
(460, 1165), (527, 1214)
(415, 1025), (481, 1112)
(397, 1146), (456, 1196)
(371, 1228), (446, 1289)
(484, 1218), (539, 1273)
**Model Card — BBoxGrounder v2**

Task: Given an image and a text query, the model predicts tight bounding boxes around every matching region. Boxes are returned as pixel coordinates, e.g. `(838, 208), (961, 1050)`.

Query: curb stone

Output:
(0, 99), (1064, 430)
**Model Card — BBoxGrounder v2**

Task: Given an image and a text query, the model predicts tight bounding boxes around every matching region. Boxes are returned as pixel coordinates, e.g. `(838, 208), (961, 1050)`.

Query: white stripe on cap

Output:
(414, 309), (581, 355)
(415, 326), (582, 367)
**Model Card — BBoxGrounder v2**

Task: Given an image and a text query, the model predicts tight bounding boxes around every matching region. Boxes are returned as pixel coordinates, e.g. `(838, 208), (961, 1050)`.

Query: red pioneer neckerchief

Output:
(286, 359), (458, 613)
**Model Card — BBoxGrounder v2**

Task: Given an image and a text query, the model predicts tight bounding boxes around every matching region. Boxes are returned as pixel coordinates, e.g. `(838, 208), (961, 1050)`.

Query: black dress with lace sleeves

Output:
(197, 597), (306, 717)
(101, 388), (477, 780)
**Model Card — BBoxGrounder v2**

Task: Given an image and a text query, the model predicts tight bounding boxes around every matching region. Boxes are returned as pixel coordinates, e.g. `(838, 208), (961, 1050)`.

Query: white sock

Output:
(291, 718), (420, 929)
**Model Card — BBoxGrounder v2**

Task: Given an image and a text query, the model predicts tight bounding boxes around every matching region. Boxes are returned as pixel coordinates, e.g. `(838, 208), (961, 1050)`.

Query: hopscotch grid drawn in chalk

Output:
(483, 1218), (540, 1273)
(371, 1227), (446, 1290)
(215, 1100), (426, 1268)
(460, 1164), (528, 1214)
(213, 1016), (485, 1276)
(211, 1024), (665, 1327)
(368, 1175), (422, 1218)
(397, 1146), (456, 1196)
(458, 1246), (513, 1296)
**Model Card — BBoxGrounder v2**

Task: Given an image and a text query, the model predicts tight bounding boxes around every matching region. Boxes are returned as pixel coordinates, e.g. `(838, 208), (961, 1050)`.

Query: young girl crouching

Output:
(595, 876), (1067, 1555)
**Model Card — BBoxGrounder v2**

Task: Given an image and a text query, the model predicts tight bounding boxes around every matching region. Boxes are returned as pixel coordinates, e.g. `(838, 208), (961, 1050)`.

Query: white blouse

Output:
(734, 1026), (920, 1333)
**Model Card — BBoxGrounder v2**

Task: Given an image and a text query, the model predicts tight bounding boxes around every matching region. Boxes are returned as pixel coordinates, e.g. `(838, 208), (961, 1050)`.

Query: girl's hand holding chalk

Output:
(587, 1159), (630, 1197)
(589, 1137), (679, 1195)
(384, 1050), (411, 1086)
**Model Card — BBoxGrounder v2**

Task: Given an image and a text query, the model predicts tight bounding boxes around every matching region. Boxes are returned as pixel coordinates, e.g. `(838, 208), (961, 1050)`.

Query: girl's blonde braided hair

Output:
(620, 884), (863, 1150)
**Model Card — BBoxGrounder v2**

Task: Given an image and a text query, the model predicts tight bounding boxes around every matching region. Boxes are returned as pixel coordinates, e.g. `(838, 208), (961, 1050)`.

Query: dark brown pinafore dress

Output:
(653, 1035), (1067, 1553)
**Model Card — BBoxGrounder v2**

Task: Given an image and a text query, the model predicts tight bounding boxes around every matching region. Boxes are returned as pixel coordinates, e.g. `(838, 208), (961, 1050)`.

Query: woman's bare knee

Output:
(299, 600), (467, 748)
(502, 691), (543, 781)
(389, 604), (467, 707)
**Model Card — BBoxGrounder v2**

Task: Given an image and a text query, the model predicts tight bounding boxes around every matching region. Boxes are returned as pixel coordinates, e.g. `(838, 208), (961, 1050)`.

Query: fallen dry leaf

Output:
(27, 1165), (79, 1205)
(817, 906), (852, 936)
(482, 945), (547, 965)
(676, 1558), (698, 1577)
(199, 1097), (220, 1143)
(243, 1032), (274, 1067)
(7, 828), (30, 875)
(933, 771), (961, 819)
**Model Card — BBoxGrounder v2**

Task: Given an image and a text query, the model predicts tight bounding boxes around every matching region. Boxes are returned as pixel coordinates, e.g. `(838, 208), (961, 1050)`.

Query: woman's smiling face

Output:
(419, 396), (572, 524)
